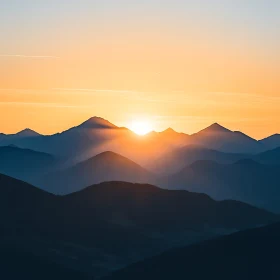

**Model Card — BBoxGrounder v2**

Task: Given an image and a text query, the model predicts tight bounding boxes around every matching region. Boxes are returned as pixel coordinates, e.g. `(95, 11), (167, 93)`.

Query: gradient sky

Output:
(0, 0), (280, 139)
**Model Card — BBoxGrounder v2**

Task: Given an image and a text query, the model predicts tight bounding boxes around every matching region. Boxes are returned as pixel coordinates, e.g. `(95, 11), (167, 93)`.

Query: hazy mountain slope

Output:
(0, 117), (126, 162)
(104, 222), (280, 280)
(253, 147), (280, 165)
(38, 151), (156, 194)
(163, 160), (280, 212)
(189, 123), (265, 153)
(0, 146), (56, 182)
(149, 144), (249, 174)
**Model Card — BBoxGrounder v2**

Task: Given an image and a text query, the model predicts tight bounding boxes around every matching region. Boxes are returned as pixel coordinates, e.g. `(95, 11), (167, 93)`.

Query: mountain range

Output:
(1, 117), (280, 168)
(2, 116), (280, 278)
(1, 116), (280, 213)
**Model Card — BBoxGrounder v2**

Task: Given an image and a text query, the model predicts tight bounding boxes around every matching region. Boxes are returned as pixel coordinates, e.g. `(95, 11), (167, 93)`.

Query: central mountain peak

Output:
(201, 123), (231, 134)
(79, 117), (118, 129)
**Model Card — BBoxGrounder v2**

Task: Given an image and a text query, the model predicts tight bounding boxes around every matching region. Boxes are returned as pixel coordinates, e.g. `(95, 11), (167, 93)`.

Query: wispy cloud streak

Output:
(0, 54), (60, 59)
(0, 101), (89, 108)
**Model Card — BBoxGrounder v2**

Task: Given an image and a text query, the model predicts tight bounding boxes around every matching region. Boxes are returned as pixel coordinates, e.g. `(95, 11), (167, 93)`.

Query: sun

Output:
(129, 120), (153, 136)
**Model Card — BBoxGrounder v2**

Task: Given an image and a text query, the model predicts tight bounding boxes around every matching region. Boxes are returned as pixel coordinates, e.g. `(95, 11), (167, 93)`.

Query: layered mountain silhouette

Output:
(0, 128), (41, 144)
(149, 144), (249, 174)
(104, 222), (280, 280)
(0, 175), (277, 278)
(0, 146), (56, 182)
(0, 117), (277, 169)
(0, 117), (126, 165)
(38, 151), (155, 194)
(163, 160), (280, 212)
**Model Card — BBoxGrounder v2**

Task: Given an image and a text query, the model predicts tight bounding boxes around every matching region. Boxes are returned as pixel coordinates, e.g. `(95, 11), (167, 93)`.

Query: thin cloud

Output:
(0, 101), (89, 108)
(52, 88), (155, 94)
(0, 54), (60, 59)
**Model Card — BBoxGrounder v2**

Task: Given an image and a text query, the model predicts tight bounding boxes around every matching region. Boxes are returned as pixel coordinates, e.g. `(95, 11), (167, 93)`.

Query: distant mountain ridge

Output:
(0, 117), (279, 171)
(0, 146), (56, 183)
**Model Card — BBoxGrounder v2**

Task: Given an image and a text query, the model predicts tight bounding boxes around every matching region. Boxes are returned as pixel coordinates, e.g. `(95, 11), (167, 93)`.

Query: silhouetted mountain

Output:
(163, 160), (280, 212)
(149, 144), (249, 174)
(16, 128), (41, 137)
(38, 151), (155, 194)
(0, 117), (131, 166)
(0, 128), (41, 144)
(1, 176), (277, 278)
(189, 123), (265, 153)
(104, 222), (280, 280)
(78, 116), (118, 129)
(0, 146), (56, 182)
(260, 134), (280, 150)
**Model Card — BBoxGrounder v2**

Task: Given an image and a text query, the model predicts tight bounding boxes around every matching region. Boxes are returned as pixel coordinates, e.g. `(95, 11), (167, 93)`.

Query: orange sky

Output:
(0, 1), (279, 139)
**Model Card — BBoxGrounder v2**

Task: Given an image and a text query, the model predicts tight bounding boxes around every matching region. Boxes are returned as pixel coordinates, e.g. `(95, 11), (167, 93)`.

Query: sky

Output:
(0, 0), (280, 139)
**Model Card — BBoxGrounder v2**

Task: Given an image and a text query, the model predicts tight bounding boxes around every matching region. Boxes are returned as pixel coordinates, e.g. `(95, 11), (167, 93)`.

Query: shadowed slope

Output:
(150, 144), (249, 174)
(164, 160), (280, 212)
(253, 147), (280, 165)
(104, 222), (280, 280)
(260, 134), (280, 150)
(0, 176), (278, 278)
(0, 244), (86, 280)
(0, 146), (56, 182)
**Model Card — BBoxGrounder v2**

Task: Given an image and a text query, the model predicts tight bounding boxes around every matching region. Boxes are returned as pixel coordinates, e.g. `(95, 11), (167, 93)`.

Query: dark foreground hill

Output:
(0, 243), (86, 280)
(104, 222), (280, 280)
(0, 175), (278, 278)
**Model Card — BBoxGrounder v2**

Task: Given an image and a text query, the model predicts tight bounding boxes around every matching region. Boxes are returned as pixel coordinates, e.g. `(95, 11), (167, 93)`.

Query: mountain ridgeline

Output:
(1, 117), (280, 167)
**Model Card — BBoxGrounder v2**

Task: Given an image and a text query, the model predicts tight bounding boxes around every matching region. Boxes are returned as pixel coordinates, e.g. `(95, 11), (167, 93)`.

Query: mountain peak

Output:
(16, 128), (40, 137)
(163, 127), (176, 134)
(79, 117), (118, 129)
(201, 123), (231, 134)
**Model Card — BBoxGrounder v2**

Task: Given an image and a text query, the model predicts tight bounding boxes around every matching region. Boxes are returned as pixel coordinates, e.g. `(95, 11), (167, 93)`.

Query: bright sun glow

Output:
(129, 120), (153, 135)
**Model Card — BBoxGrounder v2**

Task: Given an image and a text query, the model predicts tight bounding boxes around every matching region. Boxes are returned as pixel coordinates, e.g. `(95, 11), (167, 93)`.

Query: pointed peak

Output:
(79, 117), (118, 129)
(201, 123), (231, 134)
(16, 128), (40, 137)
(163, 127), (176, 134)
